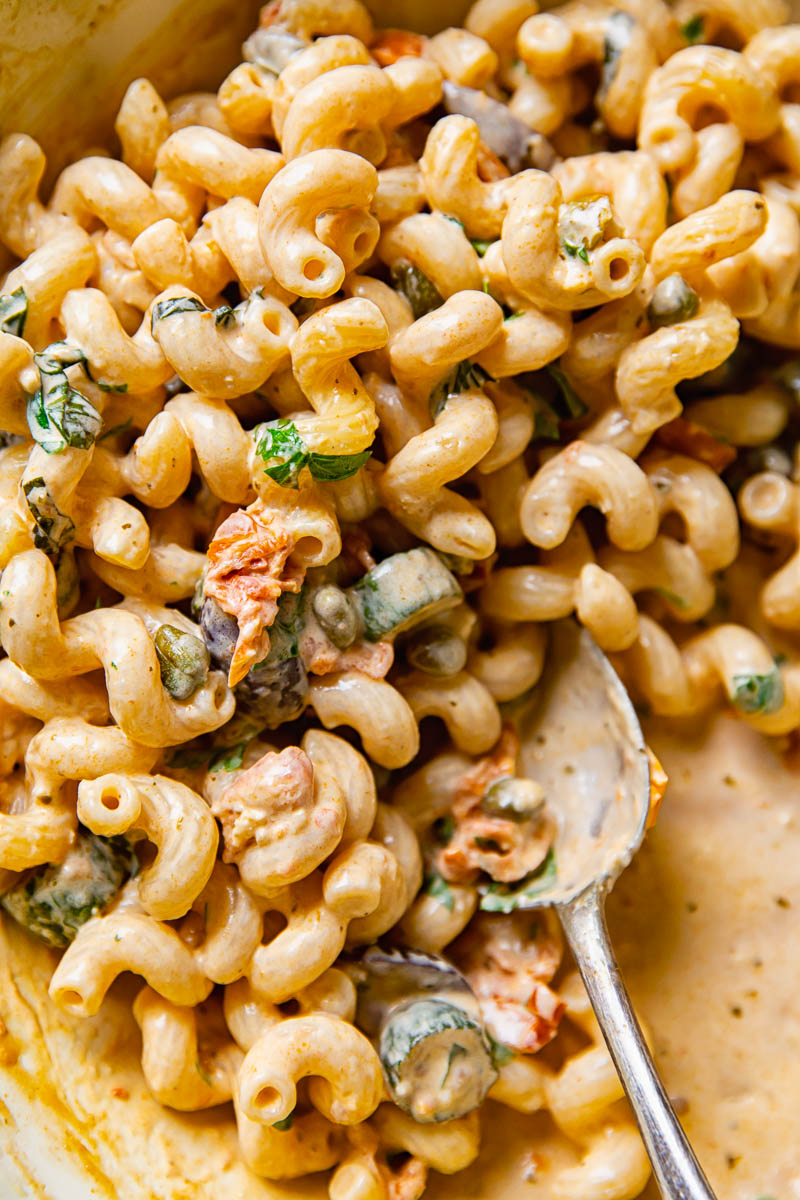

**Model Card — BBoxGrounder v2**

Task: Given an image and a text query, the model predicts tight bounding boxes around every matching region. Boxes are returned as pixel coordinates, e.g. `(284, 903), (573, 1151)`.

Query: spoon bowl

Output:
(506, 619), (716, 1200)
(510, 619), (651, 905)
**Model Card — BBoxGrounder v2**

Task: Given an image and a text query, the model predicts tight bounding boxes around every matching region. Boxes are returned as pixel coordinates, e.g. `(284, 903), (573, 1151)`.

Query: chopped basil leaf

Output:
(27, 344), (101, 454)
(546, 364), (588, 419)
(27, 383), (101, 454)
(532, 397), (561, 440)
(166, 745), (215, 770)
(273, 1112), (294, 1131)
(254, 419), (371, 488)
(95, 379), (128, 394)
(0, 287), (27, 337)
(36, 342), (91, 375)
(195, 1060), (213, 1086)
(150, 296), (206, 330)
(423, 870), (455, 912)
(479, 848), (557, 912)
(429, 360), (493, 419)
(22, 477), (76, 558)
(390, 261), (444, 320)
(487, 1033), (515, 1067)
(731, 670), (784, 716)
(653, 586), (690, 611)
(306, 449), (371, 481)
(254, 419), (308, 487)
(680, 14), (704, 42)
(213, 304), (237, 328)
(470, 238), (495, 257)
(209, 742), (248, 772)
(98, 417), (133, 441)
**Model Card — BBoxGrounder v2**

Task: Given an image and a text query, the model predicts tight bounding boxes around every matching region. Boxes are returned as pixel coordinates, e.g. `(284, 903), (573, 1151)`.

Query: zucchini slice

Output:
(350, 549), (462, 642)
(379, 998), (497, 1123)
(1, 830), (137, 947)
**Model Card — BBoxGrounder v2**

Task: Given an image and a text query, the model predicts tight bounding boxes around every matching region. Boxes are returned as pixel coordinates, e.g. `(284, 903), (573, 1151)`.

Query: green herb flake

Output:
(22, 477), (76, 558)
(151, 296), (207, 330)
(680, 14), (704, 42)
(254, 419), (309, 488)
(96, 379), (128, 394)
(254, 419), (370, 488)
(532, 399), (561, 441)
(731, 670), (784, 716)
(213, 304), (237, 328)
(390, 261), (444, 320)
(98, 417), (133, 442)
(423, 870), (455, 911)
(209, 742), (248, 772)
(0, 287), (28, 337)
(166, 745), (215, 770)
(470, 238), (495, 257)
(443, 215), (465, 231)
(306, 448), (371, 482)
(195, 1060), (213, 1086)
(27, 384), (101, 453)
(273, 1112), (294, 1131)
(487, 1033), (515, 1067)
(546, 364), (588, 419)
(429, 360), (494, 419)
(562, 241), (590, 263)
(27, 344), (102, 455)
(653, 586), (690, 611)
(479, 848), (557, 912)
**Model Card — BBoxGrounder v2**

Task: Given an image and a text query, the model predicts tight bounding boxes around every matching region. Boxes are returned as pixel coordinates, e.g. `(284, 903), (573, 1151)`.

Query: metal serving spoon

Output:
(507, 619), (716, 1200)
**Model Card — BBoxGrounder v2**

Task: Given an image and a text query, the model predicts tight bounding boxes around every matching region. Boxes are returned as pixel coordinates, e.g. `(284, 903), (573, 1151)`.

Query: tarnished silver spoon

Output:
(506, 619), (716, 1200)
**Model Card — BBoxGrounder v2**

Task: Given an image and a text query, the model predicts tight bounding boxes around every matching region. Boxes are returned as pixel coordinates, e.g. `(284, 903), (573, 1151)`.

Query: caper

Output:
(481, 776), (545, 822)
(647, 274), (699, 330)
(154, 624), (210, 700)
(406, 625), (467, 676)
(312, 584), (359, 649)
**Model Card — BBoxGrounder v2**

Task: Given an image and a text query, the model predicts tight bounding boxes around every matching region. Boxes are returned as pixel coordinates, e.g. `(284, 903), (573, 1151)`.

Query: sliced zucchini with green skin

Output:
(1, 830), (137, 947)
(379, 998), (497, 1123)
(350, 549), (462, 642)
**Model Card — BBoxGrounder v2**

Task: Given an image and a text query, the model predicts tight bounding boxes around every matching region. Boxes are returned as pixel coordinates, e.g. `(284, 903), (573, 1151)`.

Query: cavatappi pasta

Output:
(2, 0), (800, 1195)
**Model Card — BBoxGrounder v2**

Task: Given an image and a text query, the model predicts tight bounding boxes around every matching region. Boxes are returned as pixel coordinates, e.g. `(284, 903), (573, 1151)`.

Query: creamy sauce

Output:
(3, 711), (800, 1198)
(429, 712), (800, 1199)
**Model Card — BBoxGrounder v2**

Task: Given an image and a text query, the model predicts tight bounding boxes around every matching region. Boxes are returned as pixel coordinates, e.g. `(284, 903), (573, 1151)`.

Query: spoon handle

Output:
(557, 888), (717, 1200)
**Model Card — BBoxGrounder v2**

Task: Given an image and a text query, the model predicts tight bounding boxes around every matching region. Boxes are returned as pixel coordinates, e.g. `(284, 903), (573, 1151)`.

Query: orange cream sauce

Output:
(429, 712), (800, 1199)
